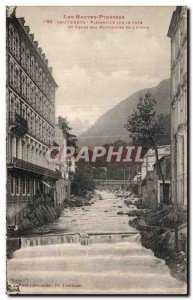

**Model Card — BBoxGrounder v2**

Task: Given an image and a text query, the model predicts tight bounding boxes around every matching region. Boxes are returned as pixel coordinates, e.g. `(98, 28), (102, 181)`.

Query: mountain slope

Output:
(78, 79), (171, 146)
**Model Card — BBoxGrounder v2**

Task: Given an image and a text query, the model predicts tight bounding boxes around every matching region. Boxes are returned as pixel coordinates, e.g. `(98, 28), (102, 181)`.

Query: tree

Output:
(125, 93), (168, 204)
(58, 116), (78, 148)
(71, 168), (95, 197)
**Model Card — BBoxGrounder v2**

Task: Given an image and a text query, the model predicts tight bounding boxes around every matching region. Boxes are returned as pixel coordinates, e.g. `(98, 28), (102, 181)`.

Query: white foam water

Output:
(7, 190), (187, 294)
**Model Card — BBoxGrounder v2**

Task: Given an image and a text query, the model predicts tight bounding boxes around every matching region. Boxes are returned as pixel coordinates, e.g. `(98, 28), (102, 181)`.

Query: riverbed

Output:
(7, 190), (187, 294)
(28, 190), (136, 235)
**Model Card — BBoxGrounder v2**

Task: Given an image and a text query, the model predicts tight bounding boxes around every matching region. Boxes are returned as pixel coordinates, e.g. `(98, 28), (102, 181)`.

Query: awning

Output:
(42, 181), (51, 188)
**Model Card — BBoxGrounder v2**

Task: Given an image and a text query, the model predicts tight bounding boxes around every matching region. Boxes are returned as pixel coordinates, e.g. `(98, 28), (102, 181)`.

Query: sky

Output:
(16, 6), (174, 136)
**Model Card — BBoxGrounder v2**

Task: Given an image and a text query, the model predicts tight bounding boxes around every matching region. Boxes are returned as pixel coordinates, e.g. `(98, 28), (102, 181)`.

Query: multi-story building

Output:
(140, 155), (171, 209)
(54, 124), (71, 206)
(6, 10), (61, 223)
(140, 145), (170, 181)
(139, 146), (171, 208)
(167, 6), (187, 209)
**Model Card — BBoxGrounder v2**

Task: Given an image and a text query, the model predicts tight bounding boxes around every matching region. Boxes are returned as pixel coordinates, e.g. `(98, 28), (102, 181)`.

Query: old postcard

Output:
(6, 6), (188, 295)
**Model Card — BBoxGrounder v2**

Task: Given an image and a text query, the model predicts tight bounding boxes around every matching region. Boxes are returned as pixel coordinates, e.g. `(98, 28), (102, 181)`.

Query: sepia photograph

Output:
(5, 5), (188, 295)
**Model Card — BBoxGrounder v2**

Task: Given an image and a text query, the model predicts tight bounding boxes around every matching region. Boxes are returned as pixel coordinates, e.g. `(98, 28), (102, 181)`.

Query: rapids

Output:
(7, 190), (187, 294)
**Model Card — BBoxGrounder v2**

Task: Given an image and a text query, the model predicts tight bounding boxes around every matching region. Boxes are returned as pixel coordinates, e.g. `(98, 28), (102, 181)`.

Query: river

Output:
(7, 190), (186, 294)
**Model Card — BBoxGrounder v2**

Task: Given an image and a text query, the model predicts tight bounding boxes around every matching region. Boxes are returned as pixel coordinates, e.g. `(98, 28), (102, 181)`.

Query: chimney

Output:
(18, 17), (25, 26)
(38, 47), (42, 54)
(34, 41), (38, 48)
(29, 34), (34, 41)
(10, 6), (17, 17)
(48, 67), (52, 74)
(24, 26), (30, 34)
(42, 53), (45, 60)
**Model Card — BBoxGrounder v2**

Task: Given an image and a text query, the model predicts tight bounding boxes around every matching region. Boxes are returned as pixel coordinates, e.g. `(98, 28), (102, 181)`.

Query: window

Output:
(31, 57), (34, 78)
(27, 111), (31, 132)
(17, 67), (20, 92)
(42, 73), (45, 91)
(32, 113), (35, 135)
(31, 85), (35, 106)
(36, 93), (40, 110)
(22, 178), (26, 195)
(178, 135), (185, 175)
(21, 73), (26, 97)
(179, 135), (185, 205)
(35, 62), (38, 82)
(9, 25), (14, 52)
(50, 86), (55, 102)
(39, 150), (43, 166)
(16, 100), (20, 114)
(21, 43), (25, 67)
(27, 144), (30, 161)
(22, 105), (26, 119)
(31, 146), (34, 164)
(27, 80), (30, 101)
(38, 68), (42, 87)
(35, 90), (38, 108)
(38, 94), (41, 111)
(35, 116), (38, 137)
(33, 179), (36, 195)
(21, 142), (24, 160)
(9, 60), (14, 86)
(9, 137), (13, 161)
(9, 27), (20, 60)
(27, 178), (30, 195)
(45, 79), (49, 95)
(15, 33), (20, 60)
(39, 98), (42, 114)
(10, 175), (14, 194)
(26, 50), (30, 73)
(39, 121), (42, 139)
(9, 97), (14, 122)
(15, 176), (20, 195)
(35, 149), (38, 164)
(15, 139), (18, 158)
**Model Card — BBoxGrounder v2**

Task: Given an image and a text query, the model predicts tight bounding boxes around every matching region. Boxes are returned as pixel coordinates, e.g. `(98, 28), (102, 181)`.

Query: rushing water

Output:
(26, 189), (137, 235)
(7, 190), (186, 294)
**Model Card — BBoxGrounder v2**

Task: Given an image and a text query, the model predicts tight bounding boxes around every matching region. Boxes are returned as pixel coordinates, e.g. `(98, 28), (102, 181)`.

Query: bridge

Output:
(93, 179), (133, 184)
(93, 179), (134, 189)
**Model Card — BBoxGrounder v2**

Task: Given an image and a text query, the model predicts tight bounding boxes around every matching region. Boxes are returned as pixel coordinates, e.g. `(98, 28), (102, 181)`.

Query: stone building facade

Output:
(140, 155), (171, 209)
(6, 10), (61, 223)
(140, 145), (171, 181)
(167, 6), (187, 209)
(54, 124), (71, 206)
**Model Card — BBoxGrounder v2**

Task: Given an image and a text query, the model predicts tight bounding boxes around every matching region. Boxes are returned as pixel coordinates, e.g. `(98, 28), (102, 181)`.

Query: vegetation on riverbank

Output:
(129, 208), (187, 282)
(71, 168), (95, 197)
(63, 190), (100, 208)
(11, 202), (64, 236)
(7, 188), (99, 258)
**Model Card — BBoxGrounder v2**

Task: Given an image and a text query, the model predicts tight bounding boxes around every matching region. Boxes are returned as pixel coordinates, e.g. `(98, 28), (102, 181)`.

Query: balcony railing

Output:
(9, 157), (61, 179)
(9, 112), (28, 137)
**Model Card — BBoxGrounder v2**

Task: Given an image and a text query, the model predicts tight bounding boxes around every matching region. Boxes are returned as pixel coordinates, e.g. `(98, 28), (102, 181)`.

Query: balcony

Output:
(9, 112), (28, 137)
(8, 157), (61, 180)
